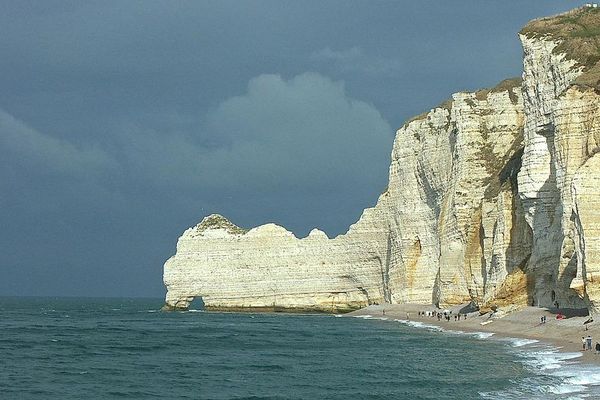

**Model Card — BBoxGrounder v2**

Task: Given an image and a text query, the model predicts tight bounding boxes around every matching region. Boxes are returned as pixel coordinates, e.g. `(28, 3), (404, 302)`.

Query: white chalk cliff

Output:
(164, 7), (600, 315)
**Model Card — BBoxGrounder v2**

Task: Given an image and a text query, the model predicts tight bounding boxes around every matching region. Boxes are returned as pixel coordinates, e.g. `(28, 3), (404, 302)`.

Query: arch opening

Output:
(189, 297), (205, 310)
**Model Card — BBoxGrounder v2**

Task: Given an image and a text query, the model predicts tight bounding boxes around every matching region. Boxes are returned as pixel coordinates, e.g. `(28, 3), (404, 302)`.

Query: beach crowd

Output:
(416, 310), (468, 322)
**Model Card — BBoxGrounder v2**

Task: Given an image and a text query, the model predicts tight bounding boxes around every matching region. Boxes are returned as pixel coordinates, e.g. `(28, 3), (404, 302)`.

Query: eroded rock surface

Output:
(163, 80), (528, 312)
(163, 7), (600, 315)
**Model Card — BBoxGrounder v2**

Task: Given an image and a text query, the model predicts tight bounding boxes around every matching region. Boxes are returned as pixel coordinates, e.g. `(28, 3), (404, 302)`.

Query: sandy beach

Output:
(347, 304), (600, 363)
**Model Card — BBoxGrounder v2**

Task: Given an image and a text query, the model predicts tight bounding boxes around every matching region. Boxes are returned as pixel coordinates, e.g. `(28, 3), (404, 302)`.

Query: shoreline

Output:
(346, 304), (599, 364)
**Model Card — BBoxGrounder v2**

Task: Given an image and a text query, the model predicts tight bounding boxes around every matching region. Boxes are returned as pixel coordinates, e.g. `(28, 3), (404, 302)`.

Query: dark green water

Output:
(1, 298), (598, 399)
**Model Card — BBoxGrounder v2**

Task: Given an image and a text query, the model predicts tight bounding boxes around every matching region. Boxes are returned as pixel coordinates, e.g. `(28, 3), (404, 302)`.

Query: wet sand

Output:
(346, 304), (600, 363)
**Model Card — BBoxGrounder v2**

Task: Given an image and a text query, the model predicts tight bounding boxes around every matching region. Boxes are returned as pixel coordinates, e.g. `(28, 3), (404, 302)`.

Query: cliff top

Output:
(521, 6), (600, 89)
(403, 98), (452, 127)
(401, 77), (522, 129)
(195, 214), (248, 235)
(473, 77), (522, 104)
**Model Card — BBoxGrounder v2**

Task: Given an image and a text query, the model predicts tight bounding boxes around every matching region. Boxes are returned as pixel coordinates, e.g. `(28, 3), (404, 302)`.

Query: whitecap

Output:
(517, 348), (581, 371)
(546, 383), (587, 394)
(355, 315), (389, 321)
(393, 319), (445, 332)
(480, 357), (600, 399)
(443, 329), (465, 335)
(355, 313), (600, 398)
(487, 344), (600, 399)
(504, 338), (539, 347)
(470, 332), (494, 339)
(358, 313), (600, 399)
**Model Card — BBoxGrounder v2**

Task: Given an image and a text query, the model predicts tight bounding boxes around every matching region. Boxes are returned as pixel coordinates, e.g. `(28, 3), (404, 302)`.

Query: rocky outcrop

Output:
(163, 79), (529, 312)
(163, 212), (391, 312)
(163, 6), (600, 315)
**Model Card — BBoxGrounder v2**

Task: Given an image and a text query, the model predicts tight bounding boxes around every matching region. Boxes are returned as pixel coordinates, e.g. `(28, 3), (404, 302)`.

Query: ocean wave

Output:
(481, 344), (600, 399)
(470, 332), (495, 339)
(517, 348), (581, 371)
(355, 315), (600, 399)
(352, 314), (390, 322)
(352, 314), (373, 319)
(504, 338), (540, 347)
(392, 318), (445, 332)
(560, 367), (600, 386)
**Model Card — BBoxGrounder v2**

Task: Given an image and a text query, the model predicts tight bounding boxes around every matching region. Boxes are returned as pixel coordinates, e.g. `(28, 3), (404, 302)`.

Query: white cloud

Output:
(1, 73), (393, 201)
(120, 72), (393, 194)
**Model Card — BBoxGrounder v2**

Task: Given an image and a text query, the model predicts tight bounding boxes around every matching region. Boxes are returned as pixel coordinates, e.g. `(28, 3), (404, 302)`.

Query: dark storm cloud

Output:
(311, 47), (403, 76)
(0, 109), (116, 176)
(49, 72), (390, 192)
(0, 1), (581, 297)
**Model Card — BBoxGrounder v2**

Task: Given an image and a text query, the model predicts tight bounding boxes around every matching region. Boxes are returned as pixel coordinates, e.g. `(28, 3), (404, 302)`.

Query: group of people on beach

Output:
(580, 335), (600, 354)
(417, 310), (467, 322)
(581, 335), (600, 353)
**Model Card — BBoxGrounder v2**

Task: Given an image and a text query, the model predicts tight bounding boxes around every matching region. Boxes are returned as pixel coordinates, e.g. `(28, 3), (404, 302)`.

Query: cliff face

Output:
(384, 81), (528, 309)
(518, 7), (600, 313)
(163, 81), (529, 312)
(163, 212), (390, 312)
(163, 7), (600, 315)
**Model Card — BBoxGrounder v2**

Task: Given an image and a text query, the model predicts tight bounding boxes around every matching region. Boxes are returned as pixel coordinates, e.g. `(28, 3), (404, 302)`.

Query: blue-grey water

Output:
(1, 298), (600, 399)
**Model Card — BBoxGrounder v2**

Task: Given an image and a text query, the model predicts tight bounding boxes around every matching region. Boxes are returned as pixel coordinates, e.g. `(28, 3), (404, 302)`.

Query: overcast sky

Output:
(0, 1), (578, 298)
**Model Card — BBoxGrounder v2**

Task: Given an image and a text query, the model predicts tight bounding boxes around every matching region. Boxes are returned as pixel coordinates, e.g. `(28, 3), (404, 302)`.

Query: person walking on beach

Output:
(586, 335), (593, 351)
(583, 337), (587, 351)
(595, 342), (600, 355)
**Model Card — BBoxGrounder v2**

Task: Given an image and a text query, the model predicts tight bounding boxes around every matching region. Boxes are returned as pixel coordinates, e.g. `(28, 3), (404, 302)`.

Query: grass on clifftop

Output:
(197, 214), (248, 235)
(474, 78), (522, 104)
(402, 77), (522, 132)
(521, 6), (600, 90)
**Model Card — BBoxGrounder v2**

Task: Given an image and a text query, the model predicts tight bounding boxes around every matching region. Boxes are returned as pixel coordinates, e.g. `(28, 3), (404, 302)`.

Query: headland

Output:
(163, 6), (600, 325)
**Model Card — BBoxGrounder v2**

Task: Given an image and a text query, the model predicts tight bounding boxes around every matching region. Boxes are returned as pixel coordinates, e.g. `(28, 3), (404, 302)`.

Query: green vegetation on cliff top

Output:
(403, 77), (521, 129)
(196, 214), (248, 235)
(402, 6), (600, 128)
(521, 6), (600, 90)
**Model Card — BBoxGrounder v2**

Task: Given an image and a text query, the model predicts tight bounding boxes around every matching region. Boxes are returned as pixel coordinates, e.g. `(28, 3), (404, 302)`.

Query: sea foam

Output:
(357, 314), (600, 399)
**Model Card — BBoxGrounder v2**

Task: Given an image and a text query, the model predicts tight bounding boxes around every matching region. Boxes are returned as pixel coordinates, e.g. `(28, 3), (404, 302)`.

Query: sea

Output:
(2, 298), (600, 399)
